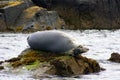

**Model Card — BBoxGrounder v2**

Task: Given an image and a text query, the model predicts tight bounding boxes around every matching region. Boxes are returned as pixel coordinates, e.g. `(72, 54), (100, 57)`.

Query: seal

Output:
(27, 30), (89, 55)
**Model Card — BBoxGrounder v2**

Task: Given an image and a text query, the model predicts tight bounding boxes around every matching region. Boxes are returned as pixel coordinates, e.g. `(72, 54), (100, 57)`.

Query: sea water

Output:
(0, 30), (120, 80)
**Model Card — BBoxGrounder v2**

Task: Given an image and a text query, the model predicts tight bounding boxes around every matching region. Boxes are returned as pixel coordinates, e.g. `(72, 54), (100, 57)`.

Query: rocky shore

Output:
(33, 0), (120, 29)
(0, 1), (65, 32)
(1, 0), (120, 32)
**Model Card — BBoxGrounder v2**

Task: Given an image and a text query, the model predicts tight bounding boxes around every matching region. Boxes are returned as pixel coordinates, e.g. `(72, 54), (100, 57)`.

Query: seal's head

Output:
(73, 45), (89, 56)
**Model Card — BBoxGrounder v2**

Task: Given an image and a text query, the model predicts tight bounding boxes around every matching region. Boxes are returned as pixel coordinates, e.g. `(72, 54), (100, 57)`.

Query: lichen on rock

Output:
(0, 1), (22, 8)
(15, 6), (65, 33)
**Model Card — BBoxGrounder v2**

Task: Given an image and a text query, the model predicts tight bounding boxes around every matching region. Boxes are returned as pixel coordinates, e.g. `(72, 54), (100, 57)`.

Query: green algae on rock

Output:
(25, 60), (40, 70)
(4, 48), (101, 77)
(6, 48), (63, 68)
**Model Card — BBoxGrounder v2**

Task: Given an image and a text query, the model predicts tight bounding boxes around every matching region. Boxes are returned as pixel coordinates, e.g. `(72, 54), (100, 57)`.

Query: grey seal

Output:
(27, 30), (89, 55)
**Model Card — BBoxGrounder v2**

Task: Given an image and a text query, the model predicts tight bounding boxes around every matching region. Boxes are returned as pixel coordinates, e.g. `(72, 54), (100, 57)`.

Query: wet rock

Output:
(108, 53), (120, 63)
(8, 48), (62, 68)
(5, 57), (21, 63)
(47, 55), (100, 76)
(5, 48), (101, 77)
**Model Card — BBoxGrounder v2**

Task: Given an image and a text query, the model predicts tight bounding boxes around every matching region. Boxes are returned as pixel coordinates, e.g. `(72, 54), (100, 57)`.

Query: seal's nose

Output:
(77, 45), (89, 53)
(85, 48), (89, 52)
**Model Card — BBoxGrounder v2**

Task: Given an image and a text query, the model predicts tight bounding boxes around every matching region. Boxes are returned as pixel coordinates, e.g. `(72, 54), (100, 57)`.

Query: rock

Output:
(32, 9), (65, 30)
(0, 1), (65, 32)
(15, 6), (65, 32)
(0, 66), (4, 70)
(46, 55), (100, 77)
(5, 57), (21, 62)
(5, 48), (101, 77)
(14, 6), (43, 32)
(31, 0), (120, 29)
(108, 53), (120, 63)
(0, 13), (6, 32)
(0, 1), (29, 29)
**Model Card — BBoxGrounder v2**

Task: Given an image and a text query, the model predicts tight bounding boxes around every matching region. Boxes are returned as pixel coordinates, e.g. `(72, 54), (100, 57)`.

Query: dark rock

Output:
(108, 52), (120, 63)
(31, 0), (120, 29)
(47, 55), (100, 76)
(5, 57), (21, 62)
(100, 67), (106, 71)
(0, 13), (7, 31)
(0, 66), (4, 70)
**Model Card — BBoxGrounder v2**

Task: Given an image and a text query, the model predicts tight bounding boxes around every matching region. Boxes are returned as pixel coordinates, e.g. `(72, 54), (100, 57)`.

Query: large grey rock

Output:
(15, 6), (65, 32)
(33, 9), (65, 30)
(15, 6), (43, 32)
(0, 1), (29, 27)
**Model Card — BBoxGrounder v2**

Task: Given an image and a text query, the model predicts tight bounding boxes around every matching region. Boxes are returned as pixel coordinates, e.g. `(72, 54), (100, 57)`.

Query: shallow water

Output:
(0, 30), (120, 80)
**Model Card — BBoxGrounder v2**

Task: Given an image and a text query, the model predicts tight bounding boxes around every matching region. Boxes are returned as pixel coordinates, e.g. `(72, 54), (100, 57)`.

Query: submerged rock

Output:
(108, 53), (120, 63)
(5, 48), (101, 77)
